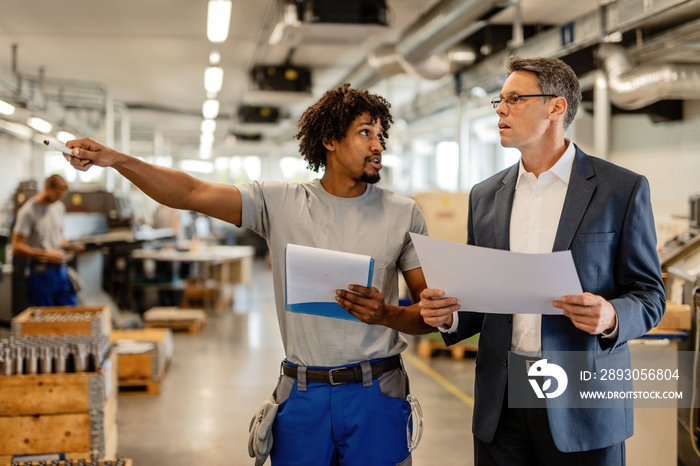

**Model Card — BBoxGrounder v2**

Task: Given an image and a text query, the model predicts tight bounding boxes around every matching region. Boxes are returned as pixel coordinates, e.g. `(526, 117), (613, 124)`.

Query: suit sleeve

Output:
(607, 175), (665, 346)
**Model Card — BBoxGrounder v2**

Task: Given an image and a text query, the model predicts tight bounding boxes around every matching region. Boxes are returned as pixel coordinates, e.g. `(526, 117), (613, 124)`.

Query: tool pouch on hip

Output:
(248, 395), (279, 466)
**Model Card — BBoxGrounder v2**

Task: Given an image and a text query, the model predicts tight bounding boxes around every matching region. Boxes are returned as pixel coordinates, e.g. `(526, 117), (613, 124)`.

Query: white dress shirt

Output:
(509, 141), (575, 355)
(441, 140), (577, 356)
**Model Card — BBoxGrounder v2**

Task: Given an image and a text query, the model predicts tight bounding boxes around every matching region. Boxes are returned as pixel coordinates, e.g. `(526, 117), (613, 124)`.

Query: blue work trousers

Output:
(28, 263), (77, 306)
(270, 362), (412, 466)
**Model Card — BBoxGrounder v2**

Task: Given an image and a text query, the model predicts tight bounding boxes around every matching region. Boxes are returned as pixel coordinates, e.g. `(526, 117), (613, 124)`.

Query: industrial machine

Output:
(661, 195), (700, 465)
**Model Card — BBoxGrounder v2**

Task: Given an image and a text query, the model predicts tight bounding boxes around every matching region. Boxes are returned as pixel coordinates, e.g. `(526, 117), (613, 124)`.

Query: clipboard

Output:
(284, 244), (374, 322)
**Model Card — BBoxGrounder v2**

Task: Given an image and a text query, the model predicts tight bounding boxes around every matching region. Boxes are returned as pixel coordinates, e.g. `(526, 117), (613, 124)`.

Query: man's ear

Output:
(548, 96), (568, 122)
(323, 139), (335, 152)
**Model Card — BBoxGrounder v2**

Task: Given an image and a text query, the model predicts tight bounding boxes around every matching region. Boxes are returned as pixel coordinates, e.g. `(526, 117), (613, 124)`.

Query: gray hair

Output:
(505, 56), (582, 129)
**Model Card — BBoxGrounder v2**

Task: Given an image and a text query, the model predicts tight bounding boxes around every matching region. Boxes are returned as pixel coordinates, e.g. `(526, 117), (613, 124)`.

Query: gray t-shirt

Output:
(238, 179), (428, 366)
(13, 197), (66, 253)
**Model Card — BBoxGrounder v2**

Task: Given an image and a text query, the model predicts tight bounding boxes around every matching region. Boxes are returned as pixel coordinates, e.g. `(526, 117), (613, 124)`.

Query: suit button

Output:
(502, 359), (507, 367)
(507, 316), (512, 322)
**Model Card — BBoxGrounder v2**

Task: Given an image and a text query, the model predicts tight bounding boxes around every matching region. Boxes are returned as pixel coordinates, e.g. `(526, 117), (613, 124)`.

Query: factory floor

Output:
(6, 258), (673, 465)
(115, 258), (474, 465)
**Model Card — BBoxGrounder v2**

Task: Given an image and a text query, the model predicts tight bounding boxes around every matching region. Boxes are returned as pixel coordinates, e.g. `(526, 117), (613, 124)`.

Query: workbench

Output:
(129, 245), (255, 310)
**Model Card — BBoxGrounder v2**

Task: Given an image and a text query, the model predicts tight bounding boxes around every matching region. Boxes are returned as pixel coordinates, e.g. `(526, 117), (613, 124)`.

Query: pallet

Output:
(417, 335), (478, 360)
(145, 319), (204, 334)
(111, 328), (172, 395)
(117, 378), (161, 395)
(143, 307), (206, 334)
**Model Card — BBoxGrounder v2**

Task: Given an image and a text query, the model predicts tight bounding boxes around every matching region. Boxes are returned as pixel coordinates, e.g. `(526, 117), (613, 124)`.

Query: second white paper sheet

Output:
(410, 233), (582, 315)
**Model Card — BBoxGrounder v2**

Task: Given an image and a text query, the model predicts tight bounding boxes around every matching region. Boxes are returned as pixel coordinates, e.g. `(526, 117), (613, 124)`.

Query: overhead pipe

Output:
(598, 43), (700, 110)
(341, 0), (509, 88)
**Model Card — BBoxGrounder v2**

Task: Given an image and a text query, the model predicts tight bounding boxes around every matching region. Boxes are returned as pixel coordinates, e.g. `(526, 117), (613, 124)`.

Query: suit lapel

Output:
(553, 147), (596, 252)
(494, 165), (518, 250)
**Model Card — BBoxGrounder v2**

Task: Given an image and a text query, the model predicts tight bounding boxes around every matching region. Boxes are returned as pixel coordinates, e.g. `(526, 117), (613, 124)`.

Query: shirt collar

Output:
(515, 139), (576, 189)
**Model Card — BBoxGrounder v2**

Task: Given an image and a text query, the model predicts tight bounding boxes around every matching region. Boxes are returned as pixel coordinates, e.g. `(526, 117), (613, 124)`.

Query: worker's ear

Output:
(323, 139), (336, 152)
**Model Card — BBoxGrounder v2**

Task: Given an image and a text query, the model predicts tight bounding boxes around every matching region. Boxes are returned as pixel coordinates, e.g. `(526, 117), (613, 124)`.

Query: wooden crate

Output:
(111, 328), (172, 395)
(12, 306), (111, 338)
(143, 307), (206, 334)
(1, 458), (132, 466)
(0, 351), (117, 459)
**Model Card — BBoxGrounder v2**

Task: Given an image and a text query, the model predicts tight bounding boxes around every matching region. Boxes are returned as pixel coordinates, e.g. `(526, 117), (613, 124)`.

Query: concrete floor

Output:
(115, 259), (475, 465)
(80, 257), (678, 465)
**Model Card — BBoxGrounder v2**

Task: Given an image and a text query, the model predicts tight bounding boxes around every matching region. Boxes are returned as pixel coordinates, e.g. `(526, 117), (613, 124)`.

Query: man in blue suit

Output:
(419, 56), (665, 465)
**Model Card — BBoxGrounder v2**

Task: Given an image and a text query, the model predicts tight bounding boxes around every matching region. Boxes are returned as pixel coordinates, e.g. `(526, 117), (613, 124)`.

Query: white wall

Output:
(571, 102), (700, 243)
(607, 101), (700, 220)
(0, 135), (35, 208)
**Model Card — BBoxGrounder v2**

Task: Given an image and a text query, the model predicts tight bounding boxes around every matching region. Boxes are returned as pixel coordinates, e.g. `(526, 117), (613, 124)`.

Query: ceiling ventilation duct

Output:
(598, 43), (700, 110)
(343, 0), (508, 88)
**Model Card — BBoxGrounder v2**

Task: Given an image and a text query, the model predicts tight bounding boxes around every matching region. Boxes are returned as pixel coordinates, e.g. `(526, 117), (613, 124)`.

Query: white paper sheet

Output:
(285, 244), (374, 321)
(410, 233), (583, 315)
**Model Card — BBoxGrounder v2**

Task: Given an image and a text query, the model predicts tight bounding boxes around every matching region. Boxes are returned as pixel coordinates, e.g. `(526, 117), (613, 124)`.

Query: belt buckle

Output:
(328, 367), (348, 385)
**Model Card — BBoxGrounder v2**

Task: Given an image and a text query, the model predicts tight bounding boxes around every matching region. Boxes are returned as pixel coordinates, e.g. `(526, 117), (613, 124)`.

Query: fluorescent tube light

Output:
(204, 66), (224, 94)
(57, 131), (76, 143)
(0, 120), (33, 139)
(28, 117), (52, 133)
(207, 0), (232, 43)
(202, 99), (220, 119)
(200, 133), (214, 146)
(201, 119), (217, 134)
(181, 159), (214, 173)
(0, 99), (15, 115)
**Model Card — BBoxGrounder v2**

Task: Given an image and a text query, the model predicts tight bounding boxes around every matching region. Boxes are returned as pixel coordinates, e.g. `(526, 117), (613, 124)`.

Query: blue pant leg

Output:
(333, 378), (412, 466)
(55, 266), (77, 305)
(28, 265), (58, 306)
(270, 379), (336, 466)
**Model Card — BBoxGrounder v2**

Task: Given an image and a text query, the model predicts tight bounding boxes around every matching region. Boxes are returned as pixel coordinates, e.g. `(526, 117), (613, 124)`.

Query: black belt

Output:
(282, 355), (402, 386)
(29, 261), (64, 269)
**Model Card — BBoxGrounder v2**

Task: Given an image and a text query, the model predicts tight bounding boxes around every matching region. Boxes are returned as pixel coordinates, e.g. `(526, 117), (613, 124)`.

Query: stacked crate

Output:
(111, 327), (173, 395)
(0, 306), (117, 463)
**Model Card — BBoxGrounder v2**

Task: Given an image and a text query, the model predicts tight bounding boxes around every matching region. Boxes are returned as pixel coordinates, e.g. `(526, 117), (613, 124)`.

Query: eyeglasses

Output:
(491, 94), (558, 109)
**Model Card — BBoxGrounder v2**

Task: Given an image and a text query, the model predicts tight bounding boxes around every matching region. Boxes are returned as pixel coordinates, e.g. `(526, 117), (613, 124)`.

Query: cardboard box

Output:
(657, 301), (691, 330)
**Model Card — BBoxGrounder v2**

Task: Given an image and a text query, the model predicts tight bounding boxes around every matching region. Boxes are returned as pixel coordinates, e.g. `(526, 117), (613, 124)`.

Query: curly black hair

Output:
(295, 83), (393, 172)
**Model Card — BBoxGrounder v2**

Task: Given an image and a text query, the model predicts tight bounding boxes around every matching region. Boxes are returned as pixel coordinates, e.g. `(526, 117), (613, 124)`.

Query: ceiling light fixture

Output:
(204, 66), (224, 94)
(0, 99), (15, 115)
(200, 133), (214, 146)
(201, 119), (217, 134)
(202, 99), (220, 119)
(28, 117), (52, 133)
(207, 0), (232, 43)
(57, 131), (76, 143)
(0, 120), (33, 139)
(209, 51), (221, 65)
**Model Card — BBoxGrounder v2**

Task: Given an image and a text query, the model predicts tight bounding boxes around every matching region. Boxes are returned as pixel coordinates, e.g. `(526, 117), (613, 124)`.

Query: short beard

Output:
(359, 172), (380, 184)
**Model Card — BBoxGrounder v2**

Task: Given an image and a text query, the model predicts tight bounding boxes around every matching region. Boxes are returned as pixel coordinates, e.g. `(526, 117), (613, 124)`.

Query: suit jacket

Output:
(443, 145), (665, 452)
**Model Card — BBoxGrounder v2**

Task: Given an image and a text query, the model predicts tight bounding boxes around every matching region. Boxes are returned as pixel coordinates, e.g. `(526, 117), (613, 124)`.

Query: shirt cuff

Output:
(438, 311), (459, 333)
(601, 314), (619, 339)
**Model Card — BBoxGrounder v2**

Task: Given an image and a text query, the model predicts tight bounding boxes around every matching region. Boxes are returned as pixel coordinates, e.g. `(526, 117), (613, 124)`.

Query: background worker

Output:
(12, 174), (84, 306)
(419, 56), (665, 465)
(64, 83), (433, 466)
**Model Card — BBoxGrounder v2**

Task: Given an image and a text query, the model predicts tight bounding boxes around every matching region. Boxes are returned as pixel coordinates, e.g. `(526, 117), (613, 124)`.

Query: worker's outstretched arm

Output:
(66, 138), (243, 226)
